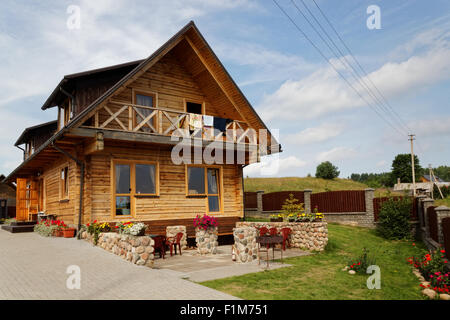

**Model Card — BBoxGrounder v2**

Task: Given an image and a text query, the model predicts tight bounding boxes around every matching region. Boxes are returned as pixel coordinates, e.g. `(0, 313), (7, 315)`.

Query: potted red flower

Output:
(63, 224), (76, 238)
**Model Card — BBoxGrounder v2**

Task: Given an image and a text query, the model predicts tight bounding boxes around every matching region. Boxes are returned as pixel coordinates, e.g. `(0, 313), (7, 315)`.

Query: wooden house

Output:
(3, 22), (280, 237)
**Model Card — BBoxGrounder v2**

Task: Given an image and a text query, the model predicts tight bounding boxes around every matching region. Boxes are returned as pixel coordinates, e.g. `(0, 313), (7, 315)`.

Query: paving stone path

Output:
(0, 229), (238, 300)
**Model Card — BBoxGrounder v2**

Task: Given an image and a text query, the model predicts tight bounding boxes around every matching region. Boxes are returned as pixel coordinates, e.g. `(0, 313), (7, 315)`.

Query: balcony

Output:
(80, 101), (258, 145)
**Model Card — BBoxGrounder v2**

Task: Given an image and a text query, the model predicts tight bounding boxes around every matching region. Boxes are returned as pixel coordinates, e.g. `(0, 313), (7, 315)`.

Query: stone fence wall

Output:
(417, 195), (450, 252)
(81, 231), (155, 268)
(245, 189), (376, 228)
(236, 221), (328, 251)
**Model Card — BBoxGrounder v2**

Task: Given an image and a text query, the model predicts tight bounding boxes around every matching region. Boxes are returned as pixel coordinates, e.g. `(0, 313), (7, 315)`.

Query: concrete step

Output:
(10, 221), (37, 226)
(1, 224), (35, 233)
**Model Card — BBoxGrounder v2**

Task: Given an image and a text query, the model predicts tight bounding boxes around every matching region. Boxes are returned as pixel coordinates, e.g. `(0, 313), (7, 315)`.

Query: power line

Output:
(292, 0), (409, 136)
(272, 0), (406, 137)
(309, 0), (412, 134)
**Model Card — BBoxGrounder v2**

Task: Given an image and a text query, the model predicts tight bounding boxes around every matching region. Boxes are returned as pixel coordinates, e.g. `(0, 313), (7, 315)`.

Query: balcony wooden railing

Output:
(81, 101), (258, 144)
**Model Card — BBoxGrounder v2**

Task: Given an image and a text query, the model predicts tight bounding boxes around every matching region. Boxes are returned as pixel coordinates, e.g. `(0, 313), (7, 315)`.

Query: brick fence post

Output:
(415, 195), (426, 228)
(435, 206), (450, 245)
(256, 190), (264, 214)
(364, 188), (375, 226)
(304, 189), (312, 214)
(422, 198), (434, 239)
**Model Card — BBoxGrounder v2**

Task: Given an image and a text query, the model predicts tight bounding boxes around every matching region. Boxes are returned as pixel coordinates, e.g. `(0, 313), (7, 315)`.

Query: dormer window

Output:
(25, 141), (34, 158)
(58, 100), (72, 130)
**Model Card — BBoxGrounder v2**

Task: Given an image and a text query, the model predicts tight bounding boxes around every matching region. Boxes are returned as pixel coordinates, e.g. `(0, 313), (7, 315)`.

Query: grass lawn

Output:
(244, 177), (404, 197)
(435, 196), (450, 207)
(201, 223), (425, 300)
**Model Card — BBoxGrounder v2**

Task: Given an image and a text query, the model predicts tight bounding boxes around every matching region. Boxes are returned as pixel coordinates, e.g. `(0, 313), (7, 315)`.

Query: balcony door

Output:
(133, 90), (157, 133)
(114, 163), (132, 216)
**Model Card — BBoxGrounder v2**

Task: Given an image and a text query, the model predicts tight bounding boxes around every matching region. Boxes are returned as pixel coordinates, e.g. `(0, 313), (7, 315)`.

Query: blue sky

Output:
(0, 0), (449, 178)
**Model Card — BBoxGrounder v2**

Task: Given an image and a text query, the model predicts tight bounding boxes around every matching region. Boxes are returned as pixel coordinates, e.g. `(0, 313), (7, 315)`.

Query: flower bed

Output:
(407, 244), (450, 300)
(236, 221), (328, 251)
(34, 219), (74, 237)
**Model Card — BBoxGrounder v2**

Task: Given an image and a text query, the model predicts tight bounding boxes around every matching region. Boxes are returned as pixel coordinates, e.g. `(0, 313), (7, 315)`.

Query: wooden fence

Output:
(442, 217), (450, 260)
(373, 196), (418, 221)
(244, 192), (258, 209)
(310, 190), (365, 213)
(427, 206), (439, 243)
(262, 191), (305, 212)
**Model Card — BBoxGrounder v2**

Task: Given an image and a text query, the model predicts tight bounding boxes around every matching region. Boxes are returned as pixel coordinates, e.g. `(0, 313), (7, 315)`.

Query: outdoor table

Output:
(256, 235), (283, 268)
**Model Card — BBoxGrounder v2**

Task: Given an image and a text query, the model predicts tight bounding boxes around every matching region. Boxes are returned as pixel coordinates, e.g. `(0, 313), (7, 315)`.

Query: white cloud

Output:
(407, 117), (450, 137)
(284, 123), (345, 146)
(316, 147), (357, 163)
(376, 160), (387, 168)
(259, 33), (450, 122)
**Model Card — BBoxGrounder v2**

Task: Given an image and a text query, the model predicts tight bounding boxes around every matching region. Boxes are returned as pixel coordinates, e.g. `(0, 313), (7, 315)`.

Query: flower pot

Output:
(63, 228), (76, 238)
(270, 218), (283, 222)
(54, 229), (63, 237)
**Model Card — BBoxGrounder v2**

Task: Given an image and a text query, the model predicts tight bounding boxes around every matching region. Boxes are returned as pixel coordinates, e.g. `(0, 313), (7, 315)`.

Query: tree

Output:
(391, 154), (422, 184)
(315, 161), (340, 179)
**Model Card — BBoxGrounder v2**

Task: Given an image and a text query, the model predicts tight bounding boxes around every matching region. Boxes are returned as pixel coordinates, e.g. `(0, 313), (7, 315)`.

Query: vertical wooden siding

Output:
(244, 192), (257, 209)
(262, 191), (305, 212)
(427, 206), (439, 243)
(311, 190), (365, 213)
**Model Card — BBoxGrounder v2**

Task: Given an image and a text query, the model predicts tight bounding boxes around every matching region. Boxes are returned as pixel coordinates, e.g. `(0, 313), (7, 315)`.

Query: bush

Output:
(376, 197), (412, 240)
(433, 184), (450, 199)
(315, 161), (339, 179)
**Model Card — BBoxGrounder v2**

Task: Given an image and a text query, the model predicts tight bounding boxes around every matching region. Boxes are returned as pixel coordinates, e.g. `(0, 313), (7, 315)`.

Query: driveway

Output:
(0, 229), (238, 300)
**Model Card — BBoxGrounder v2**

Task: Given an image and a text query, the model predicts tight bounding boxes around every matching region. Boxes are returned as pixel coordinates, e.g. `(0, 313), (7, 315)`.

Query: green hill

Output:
(244, 177), (369, 193)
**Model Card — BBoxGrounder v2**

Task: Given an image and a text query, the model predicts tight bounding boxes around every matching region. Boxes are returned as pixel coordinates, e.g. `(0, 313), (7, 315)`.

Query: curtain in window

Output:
(207, 168), (218, 194)
(136, 94), (154, 132)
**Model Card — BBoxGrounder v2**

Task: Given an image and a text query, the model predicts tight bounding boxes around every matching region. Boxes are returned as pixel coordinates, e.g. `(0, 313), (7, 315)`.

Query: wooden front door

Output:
(16, 178), (28, 221)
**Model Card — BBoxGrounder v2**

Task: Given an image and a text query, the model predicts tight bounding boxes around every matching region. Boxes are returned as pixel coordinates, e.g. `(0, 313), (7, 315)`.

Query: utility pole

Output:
(408, 134), (416, 197)
(429, 164), (434, 199)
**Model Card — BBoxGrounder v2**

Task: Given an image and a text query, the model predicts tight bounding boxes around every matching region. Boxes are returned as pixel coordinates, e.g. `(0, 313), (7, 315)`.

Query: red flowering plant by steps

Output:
(407, 245), (449, 293)
(193, 214), (218, 230)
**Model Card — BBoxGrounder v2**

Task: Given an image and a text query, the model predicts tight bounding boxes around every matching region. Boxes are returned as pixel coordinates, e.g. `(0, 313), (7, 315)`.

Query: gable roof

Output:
(3, 21), (280, 183)
(422, 174), (445, 183)
(41, 59), (144, 110)
(15, 120), (57, 146)
(63, 21), (277, 145)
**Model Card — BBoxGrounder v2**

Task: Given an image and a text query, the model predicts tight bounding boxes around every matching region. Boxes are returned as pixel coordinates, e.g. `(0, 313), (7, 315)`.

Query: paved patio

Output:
(154, 244), (310, 282)
(0, 229), (238, 300)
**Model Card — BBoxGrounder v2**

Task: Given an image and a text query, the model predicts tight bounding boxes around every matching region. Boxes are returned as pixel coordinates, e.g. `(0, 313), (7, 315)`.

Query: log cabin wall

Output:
(98, 41), (245, 131)
(40, 155), (79, 224)
(87, 143), (243, 223)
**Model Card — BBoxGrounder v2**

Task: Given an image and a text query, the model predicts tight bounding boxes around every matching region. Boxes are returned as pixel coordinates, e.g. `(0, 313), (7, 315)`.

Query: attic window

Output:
(58, 101), (72, 130)
(186, 101), (203, 115)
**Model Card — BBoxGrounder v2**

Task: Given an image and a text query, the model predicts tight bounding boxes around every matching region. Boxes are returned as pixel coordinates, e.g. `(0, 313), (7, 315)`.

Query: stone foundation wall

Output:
(166, 225), (187, 249)
(323, 212), (374, 228)
(233, 227), (258, 263)
(195, 227), (218, 255)
(236, 221), (328, 251)
(81, 231), (155, 267)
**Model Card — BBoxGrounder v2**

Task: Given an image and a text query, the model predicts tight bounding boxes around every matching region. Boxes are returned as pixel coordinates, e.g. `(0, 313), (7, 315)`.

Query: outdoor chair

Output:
(280, 227), (292, 251)
(153, 235), (166, 259)
(258, 227), (269, 237)
(269, 227), (278, 236)
(166, 232), (183, 256)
